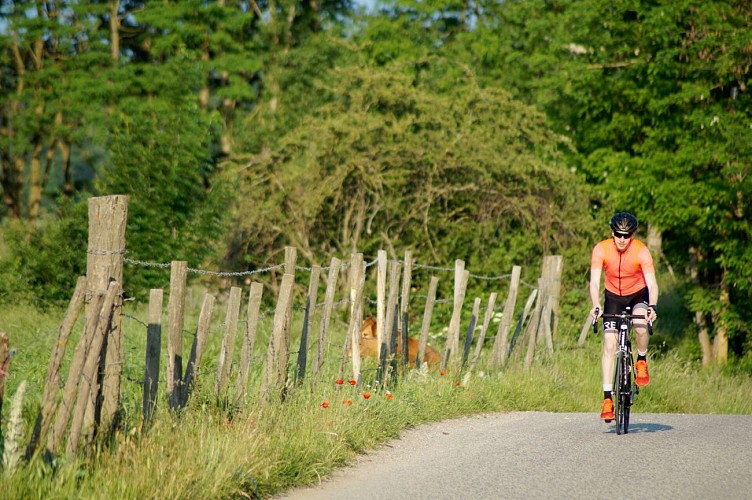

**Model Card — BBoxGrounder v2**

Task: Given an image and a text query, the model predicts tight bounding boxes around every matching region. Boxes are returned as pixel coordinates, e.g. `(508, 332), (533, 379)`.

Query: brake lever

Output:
(592, 308), (599, 334)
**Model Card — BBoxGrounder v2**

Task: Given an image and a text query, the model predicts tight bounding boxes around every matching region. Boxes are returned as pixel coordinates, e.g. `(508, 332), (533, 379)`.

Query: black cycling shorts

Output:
(603, 287), (649, 331)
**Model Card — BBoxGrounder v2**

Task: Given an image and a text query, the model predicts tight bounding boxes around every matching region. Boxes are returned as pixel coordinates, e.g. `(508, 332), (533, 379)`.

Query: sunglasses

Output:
(613, 232), (634, 239)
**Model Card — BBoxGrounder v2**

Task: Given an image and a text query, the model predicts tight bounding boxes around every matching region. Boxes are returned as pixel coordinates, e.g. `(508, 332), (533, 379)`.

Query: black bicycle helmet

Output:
(609, 212), (638, 233)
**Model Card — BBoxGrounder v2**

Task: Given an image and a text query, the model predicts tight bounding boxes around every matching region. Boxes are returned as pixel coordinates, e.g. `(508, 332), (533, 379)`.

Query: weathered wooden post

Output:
(524, 280), (545, 370)
(143, 289), (163, 426)
(47, 291), (105, 453)
(182, 292), (216, 406)
(444, 260), (468, 370)
(491, 266), (521, 368)
(166, 261), (187, 411)
(86, 195), (128, 434)
(375, 251), (387, 380)
(67, 280), (120, 454)
(470, 292), (497, 372)
(508, 288), (538, 360)
(236, 283), (263, 400)
(296, 265), (320, 384)
(400, 251), (413, 367)
(461, 298), (481, 368)
(384, 260), (401, 382)
(314, 257), (340, 377)
(260, 273), (295, 401)
(417, 276), (439, 368)
(216, 287), (242, 394)
(28, 276), (86, 454)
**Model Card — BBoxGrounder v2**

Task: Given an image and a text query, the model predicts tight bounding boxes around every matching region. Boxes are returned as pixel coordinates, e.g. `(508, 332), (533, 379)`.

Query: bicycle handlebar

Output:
(592, 308), (653, 335)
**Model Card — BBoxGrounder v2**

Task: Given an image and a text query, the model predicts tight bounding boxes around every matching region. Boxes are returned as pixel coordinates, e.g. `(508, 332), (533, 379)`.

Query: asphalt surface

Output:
(280, 412), (752, 500)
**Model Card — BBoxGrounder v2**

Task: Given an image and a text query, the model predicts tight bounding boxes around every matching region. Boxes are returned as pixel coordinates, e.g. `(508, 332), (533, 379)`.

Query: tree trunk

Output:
(696, 311), (712, 367)
(110, 1), (120, 62)
(712, 276), (730, 364)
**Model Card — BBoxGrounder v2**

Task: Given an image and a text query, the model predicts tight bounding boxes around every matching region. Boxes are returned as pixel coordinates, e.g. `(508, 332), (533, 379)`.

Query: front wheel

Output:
(614, 351), (632, 435)
(613, 352), (625, 435)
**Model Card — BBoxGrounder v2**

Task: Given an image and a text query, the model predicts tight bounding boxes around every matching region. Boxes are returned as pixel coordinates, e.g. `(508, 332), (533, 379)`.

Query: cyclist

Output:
(590, 212), (658, 421)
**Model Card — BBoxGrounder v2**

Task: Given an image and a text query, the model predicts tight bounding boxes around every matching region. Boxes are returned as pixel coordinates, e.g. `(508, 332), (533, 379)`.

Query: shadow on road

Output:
(607, 423), (673, 434)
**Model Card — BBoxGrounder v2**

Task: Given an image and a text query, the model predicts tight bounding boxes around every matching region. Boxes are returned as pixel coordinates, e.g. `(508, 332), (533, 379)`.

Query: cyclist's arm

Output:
(644, 271), (659, 312)
(589, 266), (602, 317)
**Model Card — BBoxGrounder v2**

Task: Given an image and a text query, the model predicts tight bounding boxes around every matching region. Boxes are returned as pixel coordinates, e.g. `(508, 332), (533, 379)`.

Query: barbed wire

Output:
(125, 255), (535, 286)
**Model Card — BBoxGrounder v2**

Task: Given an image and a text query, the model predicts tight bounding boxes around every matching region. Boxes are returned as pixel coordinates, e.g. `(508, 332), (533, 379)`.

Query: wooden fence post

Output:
(67, 281), (120, 454)
(470, 292), (497, 372)
(508, 288), (538, 361)
(28, 276), (86, 455)
(182, 292), (216, 406)
(47, 291), (105, 453)
(260, 273), (295, 401)
(166, 261), (187, 411)
(236, 283), (263, 401)
(143, 289), (163, 426)
(524, 280), (544, 370)
(444, 261), (468, 370)
(491, 266), (521, 368)
(216, 287), (242, 394)
(296, 265), (321, 384)
(314, 257), (340, 377)
(376, 251), (387, 367)
(340, 254), (364, 382)
(417, 276), (439, 369)
(400, 251), (413, 368)
(86, 196), (128, 436)
(549, 256), (563, 339)
(462, 298), (481, 368)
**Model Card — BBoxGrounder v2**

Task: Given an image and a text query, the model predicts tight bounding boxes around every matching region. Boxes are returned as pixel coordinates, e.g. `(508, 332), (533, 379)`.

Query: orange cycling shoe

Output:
(635, 359), (650, 386)
(600, 398), (614, 421)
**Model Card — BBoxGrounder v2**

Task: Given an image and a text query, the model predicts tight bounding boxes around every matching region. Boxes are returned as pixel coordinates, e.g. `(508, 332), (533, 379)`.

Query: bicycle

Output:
(592, 307), (653, 435)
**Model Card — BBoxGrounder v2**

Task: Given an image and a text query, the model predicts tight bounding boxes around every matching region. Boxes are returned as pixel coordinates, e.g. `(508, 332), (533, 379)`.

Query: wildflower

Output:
(455, 381), (461, 387)
(386, 393), (393, 400)
(321, 401), (330, 408)
(363, 392), (371, 399)
(343, 400), (353, 405)
(335, 379), (344, 385)
(348, 379), (357, 386)
(440, 370), (445, 376)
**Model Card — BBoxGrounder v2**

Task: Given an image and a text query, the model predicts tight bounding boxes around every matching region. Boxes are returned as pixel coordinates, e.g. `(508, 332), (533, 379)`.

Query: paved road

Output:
(281, 412), (752, 500)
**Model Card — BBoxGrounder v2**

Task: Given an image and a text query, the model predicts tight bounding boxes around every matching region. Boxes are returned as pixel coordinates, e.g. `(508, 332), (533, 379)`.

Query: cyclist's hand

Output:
(590, 306), (602, 320)
(647, 306), (657, 322)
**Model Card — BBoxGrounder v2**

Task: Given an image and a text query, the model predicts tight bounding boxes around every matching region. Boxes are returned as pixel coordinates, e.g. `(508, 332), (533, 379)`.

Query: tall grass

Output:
(0, 299), (750, 498)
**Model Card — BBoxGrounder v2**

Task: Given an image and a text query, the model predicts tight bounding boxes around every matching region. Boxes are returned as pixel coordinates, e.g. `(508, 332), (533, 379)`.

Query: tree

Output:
(226, 60), (592, 278)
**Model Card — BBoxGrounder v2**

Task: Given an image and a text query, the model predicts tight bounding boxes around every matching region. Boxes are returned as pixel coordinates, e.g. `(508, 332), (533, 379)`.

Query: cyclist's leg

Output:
(601, 291), (621, 392)
(630, 288), (651, 355)
(630, 288), (651, 386)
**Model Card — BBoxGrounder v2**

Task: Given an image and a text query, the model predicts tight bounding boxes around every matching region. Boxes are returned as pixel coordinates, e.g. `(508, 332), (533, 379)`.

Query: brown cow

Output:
(353, 316), (441, 369)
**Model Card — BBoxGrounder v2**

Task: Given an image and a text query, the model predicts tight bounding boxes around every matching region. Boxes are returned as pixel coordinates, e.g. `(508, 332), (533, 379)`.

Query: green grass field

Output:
(0, 297), (750, 498)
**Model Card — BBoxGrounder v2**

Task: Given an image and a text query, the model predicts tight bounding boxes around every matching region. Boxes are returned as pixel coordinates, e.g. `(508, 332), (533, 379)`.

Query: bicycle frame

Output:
(593, 307), (653, 435)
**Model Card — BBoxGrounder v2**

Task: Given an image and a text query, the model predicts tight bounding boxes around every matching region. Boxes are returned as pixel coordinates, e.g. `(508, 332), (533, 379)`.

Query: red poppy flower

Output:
(348, 380), (357, 386)
(440, 370), (445, 376)
(386, 393), (393, 400)
(335, 379), (344, 385)
(363, 392), (371, 399)
(321, 401), (330, 408)
(455, 381), (461, 387)
(343, 399), (353, 405)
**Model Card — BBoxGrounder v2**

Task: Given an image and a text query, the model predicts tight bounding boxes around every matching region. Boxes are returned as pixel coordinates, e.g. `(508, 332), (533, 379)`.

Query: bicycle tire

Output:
(613, 351), (624, 435)
(623, 358), (633, 434)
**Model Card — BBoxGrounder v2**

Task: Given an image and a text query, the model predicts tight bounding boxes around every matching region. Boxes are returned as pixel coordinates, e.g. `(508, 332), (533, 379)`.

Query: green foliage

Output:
(0, 202), (88, 305)
(228, 59), (591, 285)
(98, 96), (233, 297)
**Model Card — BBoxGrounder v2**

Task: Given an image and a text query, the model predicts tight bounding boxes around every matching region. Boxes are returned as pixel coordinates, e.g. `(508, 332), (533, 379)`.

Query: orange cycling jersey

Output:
(591, 238), (655, 296)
